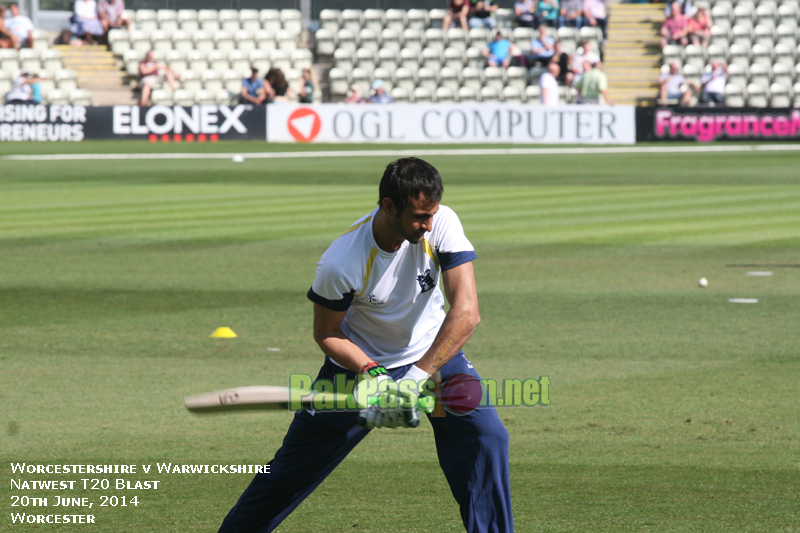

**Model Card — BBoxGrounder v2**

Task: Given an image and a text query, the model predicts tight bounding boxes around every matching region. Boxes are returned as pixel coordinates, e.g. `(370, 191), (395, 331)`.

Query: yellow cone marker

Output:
(211, 327), (237, 338)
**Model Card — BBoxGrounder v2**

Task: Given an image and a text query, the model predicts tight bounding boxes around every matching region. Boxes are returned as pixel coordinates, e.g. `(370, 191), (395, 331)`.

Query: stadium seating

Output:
(98, 8), (312, 105)
(314, 9), (582, 102)
(663, 0), (800, 107)
(0, 41), (94, 105)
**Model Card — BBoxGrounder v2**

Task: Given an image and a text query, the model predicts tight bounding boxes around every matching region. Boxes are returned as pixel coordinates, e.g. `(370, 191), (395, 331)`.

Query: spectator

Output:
(514, 0), (537, 28)
(368, 79), (393, 104)
(443, 0), (471, 31)
(5, 3), (34, 49)
(575, 60), (612, 104)
(559, 0), (584, 29)
(688, 7), (711, 47)
(582, 0), (608, 41)
(240, 67), (267, 105)
(483, 31), (514, 68)
(700, 61), (726, 104)
(71, 0), (105, 44)
(5, 71), (46, 102)
(664, 0), (692, 16)
(526, 25), (555, 67)
(468, 0), (498, 30)
(539, 62), (560, 105)
(298, 67), (318, 104)
(0, 5), (18, 49)
(98, 0), (131, 33)
(659, 62), (694, 105)
(264, 67), (290, 102)
(572, 41), (600, 84)
(343, 84), (365, 104)
(138, 50), (179, 106)
(551, 41), (574, 86)
(536, 0), (560, 28)
(660, 2), (689, 47)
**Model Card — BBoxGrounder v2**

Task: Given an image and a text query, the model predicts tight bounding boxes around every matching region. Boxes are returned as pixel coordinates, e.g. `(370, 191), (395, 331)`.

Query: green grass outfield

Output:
(1, 142), (799, 532)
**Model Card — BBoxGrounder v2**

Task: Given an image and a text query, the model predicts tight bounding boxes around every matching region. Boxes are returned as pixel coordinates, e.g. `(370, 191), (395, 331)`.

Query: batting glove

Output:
(357, 364), (435, 429)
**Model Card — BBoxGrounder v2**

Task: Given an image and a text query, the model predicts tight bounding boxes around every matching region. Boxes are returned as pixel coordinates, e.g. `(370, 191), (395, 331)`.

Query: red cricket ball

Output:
(442, 373), (483, 415)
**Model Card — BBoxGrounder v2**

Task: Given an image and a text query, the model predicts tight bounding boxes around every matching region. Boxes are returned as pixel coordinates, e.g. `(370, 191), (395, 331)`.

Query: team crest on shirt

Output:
(365, 293), (385, 306)
(417, 269), (436, 293)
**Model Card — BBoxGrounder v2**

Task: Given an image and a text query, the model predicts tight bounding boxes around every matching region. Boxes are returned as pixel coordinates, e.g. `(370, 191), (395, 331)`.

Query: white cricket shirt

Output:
(308, 205), (477, 368)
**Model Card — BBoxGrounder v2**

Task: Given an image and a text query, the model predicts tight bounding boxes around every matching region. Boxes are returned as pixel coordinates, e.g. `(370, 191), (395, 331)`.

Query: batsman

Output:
(218, 157), (513, 532)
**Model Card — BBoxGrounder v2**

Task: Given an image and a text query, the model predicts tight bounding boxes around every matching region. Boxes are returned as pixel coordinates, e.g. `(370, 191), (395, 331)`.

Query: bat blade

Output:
(184, 386), (352, 414)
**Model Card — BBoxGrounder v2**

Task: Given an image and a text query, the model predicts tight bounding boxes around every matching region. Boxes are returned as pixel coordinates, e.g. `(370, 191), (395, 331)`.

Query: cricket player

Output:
(218, 158), (513, 532)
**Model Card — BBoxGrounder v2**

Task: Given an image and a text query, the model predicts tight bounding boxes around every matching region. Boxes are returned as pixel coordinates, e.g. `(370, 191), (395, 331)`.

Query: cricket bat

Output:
(184, 386), (353, 414)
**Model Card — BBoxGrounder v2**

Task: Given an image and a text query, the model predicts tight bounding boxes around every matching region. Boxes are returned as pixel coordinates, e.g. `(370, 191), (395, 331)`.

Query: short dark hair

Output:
(378, 157), (443, 214)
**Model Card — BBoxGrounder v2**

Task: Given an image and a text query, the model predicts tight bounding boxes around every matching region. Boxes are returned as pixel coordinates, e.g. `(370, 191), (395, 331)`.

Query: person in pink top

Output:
(688, 7), (712, 47)
(582, 0), (607, 40)
(660, 1), (689, 47)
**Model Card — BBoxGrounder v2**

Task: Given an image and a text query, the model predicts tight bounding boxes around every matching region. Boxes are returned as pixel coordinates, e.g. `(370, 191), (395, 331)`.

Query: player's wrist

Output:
(402, 364), (430, 383)
(359, 361), (388, 379)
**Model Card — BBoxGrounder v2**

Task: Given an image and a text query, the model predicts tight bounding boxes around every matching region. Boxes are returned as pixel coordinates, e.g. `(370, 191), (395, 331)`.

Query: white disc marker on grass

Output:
(746, 271), (773, 276)
(728, 298), (758, 304)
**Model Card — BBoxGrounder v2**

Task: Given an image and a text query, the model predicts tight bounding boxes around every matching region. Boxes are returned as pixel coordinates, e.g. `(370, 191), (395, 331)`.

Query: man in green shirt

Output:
(574, 60), (613, 105)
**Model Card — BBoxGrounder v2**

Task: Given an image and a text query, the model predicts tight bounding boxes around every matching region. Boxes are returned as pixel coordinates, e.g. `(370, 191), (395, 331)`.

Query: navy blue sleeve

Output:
(307, 287), (354, 312)
(438, 251), (478, 272)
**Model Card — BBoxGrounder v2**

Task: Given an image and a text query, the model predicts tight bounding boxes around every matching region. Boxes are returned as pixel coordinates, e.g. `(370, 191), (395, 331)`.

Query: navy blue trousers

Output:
(218, 353), (513, 533)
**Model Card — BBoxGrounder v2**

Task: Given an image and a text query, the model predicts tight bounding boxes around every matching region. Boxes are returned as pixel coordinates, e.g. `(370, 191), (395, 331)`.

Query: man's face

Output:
(389, 195), (439, 245)
(10, 4), (20, 16)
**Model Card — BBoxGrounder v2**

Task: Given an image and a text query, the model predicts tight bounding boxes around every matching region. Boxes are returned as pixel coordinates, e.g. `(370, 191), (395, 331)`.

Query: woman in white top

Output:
(71, 0), (105, 43)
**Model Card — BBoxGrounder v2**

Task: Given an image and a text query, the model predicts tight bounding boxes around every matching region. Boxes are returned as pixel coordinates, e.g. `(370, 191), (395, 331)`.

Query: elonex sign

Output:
(112, 105), (250, 135)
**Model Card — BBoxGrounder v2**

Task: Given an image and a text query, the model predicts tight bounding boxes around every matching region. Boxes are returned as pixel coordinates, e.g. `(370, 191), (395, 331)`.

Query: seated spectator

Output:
(483, 31), (514, 68)
(344, 84), (365, 104)
(526, 25), (555, 67)
(582, 0), (608, 41)
(138, 50), (179, 106)
(551, 41), (574, 86)
(571, 40), (600, 86)
(264, 67), (290, 102)
(240, 67), (267, 105)
(98, 0), (131, 33)
(539, 62), (560, 105)
(5, 71), (46, 102)
(559, 0), (584, 29)
(659, 62), (695, 105)
(298, 67), (318, 104)
(71, 0), (105, 44)
(514, 0), (537, 28)
(688, 7), (711, 47)
(664, 0), (692, 17)
(5, 3), (34, 49)
(468, 0), (498, 30)
(700, 61), (726, 104)
(575, 60), (612, 104)
(444, 0), (471, 31)
(660, 2), (689, 47)
(0, 5), (18, 49)
(536, 0), (560, 28)
(368, 79), (393, 104)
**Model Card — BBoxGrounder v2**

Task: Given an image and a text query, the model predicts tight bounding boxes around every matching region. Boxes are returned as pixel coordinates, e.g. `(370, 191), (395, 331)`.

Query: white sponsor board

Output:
(268, 104), (635, 144)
